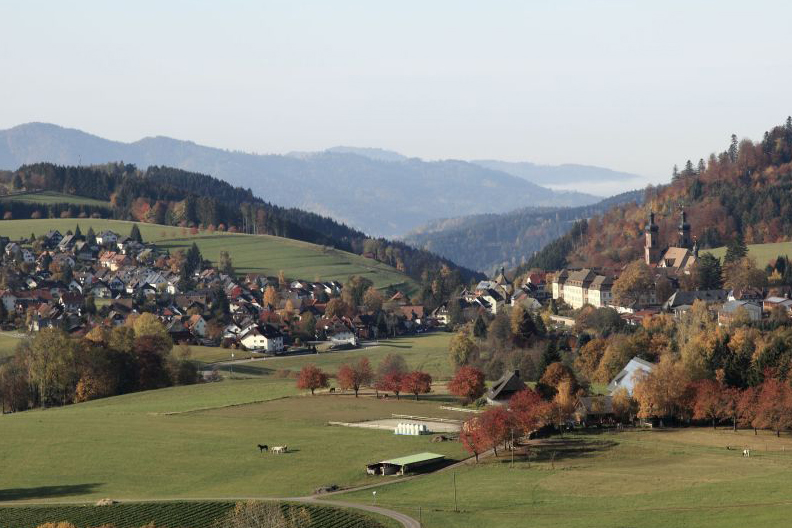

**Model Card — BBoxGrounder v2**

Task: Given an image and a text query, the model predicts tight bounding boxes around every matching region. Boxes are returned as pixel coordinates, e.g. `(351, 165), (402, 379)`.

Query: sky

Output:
(2, 0), (792, 190)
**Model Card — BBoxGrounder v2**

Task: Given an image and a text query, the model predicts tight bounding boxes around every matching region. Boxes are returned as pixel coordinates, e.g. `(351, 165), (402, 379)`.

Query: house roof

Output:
(486, 370), (526, 401)
(660, 247), (696, 269)
(378, 452), (445, 466)
(577, 396), (614, 414)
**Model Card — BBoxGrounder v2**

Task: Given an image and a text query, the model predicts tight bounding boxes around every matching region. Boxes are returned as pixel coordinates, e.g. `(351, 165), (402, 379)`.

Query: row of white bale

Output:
(394, 422), (430, 435)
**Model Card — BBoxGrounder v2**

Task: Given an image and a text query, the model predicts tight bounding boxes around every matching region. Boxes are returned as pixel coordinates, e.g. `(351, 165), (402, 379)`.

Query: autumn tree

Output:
(724, 257), (767, 291)
(375, 353), (408, 398)
(537, 362), (579, 399)
(737, 386), (760, 434)
(460, 418), (488, 462)
(296, 364), (329, 395)
(448, 366), (486, 404)
(478, 405), (512, 456)
(219, 251), (235, 275)
(325, 298), (351, 319)
(691, 379), (727, 428)
(263, 286), (280, 308)
(510, 304), (538, 345)
(612, 260), (654, 306)
(611, 387), (637, 424)
(509, 388), (548, 436)
(755, 377), (792, 437)
(362, 287), (384, 313)
(632, 356), (691, 422)
(401, 371), (432, 400)
(448, 330), (479, 367)
(337, 357), (373, 397)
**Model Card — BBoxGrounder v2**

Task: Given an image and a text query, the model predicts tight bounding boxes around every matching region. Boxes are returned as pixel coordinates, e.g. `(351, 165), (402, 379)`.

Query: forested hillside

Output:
(526, 117), (792, 270)
(404, 190), (644, 273)
(0, 163), (484, 297)
(0, 123), (601, 236)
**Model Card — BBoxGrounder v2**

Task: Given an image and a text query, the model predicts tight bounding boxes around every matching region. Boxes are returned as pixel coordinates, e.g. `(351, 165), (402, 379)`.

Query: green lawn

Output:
(706, 241), (792, 267)
(0, 191), (111, 207)
(0, 331), (26, 359)
(213, 333), (455, 381)
(0, 219), (418, 292)
(0, 377), (466, 503)
(337, 427), (792, 528)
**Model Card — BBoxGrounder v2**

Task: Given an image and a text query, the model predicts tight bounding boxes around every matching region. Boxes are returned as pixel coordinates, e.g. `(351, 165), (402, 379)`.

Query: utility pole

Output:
(511, 428), (515, 468)
(453, 472), (458, 512)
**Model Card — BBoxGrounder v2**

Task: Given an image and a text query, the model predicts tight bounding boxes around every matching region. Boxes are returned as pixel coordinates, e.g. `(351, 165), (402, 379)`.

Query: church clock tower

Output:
(645, 211), (660, 265)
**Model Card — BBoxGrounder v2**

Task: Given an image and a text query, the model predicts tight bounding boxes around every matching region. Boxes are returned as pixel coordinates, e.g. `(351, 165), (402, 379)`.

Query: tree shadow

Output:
(506, 438), (618, 464)
(0, 483), (102, 501)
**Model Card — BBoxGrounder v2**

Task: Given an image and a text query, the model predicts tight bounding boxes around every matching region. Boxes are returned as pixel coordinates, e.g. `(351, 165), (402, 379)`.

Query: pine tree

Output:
(86, 227), (96, 246)
(729, 134), (739, 163)
(697, 158), (706, 174)
(672, 165), (680, 181)
(74, 224), (82, 238)
(130, 224), (143, 243)
(724, 233), (748, 264)
(473, 313), (488, 339)
(538, 339), (561, 377)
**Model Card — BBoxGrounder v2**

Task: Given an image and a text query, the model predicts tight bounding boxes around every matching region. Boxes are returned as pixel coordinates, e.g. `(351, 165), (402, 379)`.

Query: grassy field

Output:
(0, 218), (418, 292)
(211, 333), (455, 381)
(0, 501), (396, 528)
(0, 191), (112, 207)
(0, 331), (26, 359)
(0, 377), (466, 503)
(337, 427), (792, 528)
(707, 241), (792, 267)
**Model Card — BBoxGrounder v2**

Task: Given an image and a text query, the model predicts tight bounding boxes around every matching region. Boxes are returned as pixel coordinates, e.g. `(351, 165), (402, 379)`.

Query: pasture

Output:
(0, 218), (418, 292)
(706, 240), (792, 267)
(0, 191), (112, 207)
(211, 333), (455, 381)
(337, 427), (792, 528)
(0, 377), (466, 503)
(0, 331), (26, 359)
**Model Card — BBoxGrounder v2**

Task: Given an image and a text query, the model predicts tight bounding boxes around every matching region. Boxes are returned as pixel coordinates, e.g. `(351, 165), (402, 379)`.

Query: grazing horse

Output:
(743, 449), (751, 457)
(257, 444), (268, 454)
(272, 445), (288, 454)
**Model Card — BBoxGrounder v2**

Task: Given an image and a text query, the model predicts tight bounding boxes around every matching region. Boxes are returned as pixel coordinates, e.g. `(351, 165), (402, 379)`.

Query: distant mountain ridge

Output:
(0, 123), (604, 236)
(404, 189), (645, 273)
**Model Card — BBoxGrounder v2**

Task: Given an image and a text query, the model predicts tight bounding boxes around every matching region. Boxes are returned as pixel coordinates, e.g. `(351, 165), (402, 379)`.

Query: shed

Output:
(366, 452), (445, 476)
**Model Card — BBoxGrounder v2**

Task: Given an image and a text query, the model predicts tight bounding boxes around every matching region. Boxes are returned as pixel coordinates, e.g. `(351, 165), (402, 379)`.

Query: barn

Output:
(366, 452), (445, 476)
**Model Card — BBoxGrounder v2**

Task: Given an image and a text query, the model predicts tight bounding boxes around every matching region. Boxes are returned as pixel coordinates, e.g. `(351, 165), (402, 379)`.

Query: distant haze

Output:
(0, 123), (610, 237)
(2, 2), (792, 184)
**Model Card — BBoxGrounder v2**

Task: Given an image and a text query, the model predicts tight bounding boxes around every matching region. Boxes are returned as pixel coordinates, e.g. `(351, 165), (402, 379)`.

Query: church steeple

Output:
(678, 210), (691, 249)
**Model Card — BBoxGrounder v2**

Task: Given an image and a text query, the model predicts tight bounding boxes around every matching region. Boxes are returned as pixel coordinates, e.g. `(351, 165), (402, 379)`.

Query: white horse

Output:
(272, 445), (288, 454)
(743, 449), (751, 457)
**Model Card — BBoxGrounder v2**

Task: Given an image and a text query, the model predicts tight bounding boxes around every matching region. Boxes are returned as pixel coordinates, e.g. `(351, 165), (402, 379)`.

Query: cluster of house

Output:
(0, 228), (434, 351)
(431, 269), (549, 323)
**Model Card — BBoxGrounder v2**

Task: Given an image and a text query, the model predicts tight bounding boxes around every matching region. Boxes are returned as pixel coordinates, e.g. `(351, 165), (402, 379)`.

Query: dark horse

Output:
(257, 444), (268, 454)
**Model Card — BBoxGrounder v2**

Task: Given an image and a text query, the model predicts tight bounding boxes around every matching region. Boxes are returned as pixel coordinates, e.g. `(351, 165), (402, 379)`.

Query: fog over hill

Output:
(0, 123), (611, 237)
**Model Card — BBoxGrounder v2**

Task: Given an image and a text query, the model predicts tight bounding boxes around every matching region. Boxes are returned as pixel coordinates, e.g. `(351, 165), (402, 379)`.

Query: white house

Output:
(240, 325), (284, 352)
(97, 230), (119, 245)
(607, 357), (655, 395)
(329, 328), (357, 346)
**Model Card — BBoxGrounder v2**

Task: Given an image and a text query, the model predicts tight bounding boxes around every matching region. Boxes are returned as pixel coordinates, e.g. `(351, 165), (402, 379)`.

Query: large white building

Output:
(551, 269), (613, 310)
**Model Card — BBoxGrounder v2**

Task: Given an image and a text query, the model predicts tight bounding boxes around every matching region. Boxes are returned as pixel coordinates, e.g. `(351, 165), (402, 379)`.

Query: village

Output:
(0, 224), (434, 355)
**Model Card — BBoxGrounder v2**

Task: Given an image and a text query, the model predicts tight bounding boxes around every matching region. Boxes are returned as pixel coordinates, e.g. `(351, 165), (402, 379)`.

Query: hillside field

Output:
(0, 191), (111, 207)
(0, 218), (419, 293)
(199, 333), (455, 381)
(338, 427), (792, 528)
(0, 376), (467, 502)
(707, 241), (792, 268)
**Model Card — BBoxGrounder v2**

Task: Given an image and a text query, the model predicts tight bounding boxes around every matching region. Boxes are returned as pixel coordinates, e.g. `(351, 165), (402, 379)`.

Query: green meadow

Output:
(0, 377), (466, 503)
(0, 218), (418, 293)
(0, 331), (26, 359)
(0, 191), (112, 207)
(206, 333), (455, 381)
(707, 240), (792, 267)
(338, 427), (792, 528)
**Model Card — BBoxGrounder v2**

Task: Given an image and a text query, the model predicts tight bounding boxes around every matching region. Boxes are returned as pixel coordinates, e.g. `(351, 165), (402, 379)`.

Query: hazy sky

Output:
(2, 1), (792, 186)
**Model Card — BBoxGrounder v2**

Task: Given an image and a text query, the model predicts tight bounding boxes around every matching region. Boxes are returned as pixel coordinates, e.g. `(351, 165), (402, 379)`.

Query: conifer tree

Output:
(130, 224), (143, 243)
(724, 233), (748, 264)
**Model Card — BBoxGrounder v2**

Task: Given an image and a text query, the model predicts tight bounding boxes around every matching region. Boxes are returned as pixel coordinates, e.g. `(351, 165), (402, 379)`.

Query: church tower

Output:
(678, 210), (691, 249)
(645, 211), (660, 265)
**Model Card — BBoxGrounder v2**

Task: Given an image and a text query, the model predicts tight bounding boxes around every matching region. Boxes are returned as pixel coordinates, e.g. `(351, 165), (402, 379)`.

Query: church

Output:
(644, 210), (698, 270)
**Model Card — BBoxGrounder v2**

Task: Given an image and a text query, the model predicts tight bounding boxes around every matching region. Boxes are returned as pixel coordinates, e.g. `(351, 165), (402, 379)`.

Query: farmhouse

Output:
(366, 452), (445, 476)
(607, 357), (654, 395)
(574, 396), (614, 425)
(239, 324), (284, 352)
(486, 369), (526, 405)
